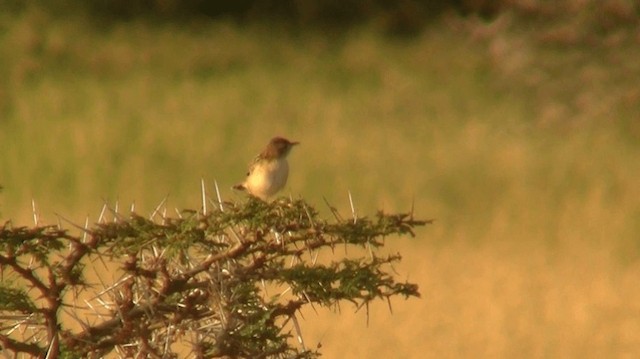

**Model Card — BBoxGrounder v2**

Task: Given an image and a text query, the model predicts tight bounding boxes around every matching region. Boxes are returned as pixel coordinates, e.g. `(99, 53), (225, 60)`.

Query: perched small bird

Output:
(233, 137), (299, 200)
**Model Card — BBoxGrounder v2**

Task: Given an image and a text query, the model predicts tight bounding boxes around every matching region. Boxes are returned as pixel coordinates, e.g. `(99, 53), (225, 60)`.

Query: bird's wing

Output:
(245, 155), (262, 176)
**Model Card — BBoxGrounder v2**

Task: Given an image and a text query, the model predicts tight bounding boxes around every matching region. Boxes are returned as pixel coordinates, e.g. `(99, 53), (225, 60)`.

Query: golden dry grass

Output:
(1, 6), (640, 358)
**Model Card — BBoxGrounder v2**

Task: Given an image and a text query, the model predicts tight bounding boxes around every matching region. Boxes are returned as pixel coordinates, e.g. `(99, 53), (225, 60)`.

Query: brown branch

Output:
(177, 241), (249, 281)
(0, 334), (44, 357)
(0, 254), (50, 295)
(64, 302), (167, 353)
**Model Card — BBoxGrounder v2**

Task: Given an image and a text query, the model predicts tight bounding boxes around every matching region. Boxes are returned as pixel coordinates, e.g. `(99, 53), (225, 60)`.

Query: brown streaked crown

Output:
(261, 137), (299, 160)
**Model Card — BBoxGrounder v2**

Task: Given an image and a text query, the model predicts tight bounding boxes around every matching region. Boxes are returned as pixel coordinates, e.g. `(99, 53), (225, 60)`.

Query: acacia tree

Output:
(0, 196), (427, 358)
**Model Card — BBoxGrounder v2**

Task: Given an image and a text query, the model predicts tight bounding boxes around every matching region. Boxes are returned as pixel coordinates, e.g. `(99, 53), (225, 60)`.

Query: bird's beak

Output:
(290, 141), (300, 146)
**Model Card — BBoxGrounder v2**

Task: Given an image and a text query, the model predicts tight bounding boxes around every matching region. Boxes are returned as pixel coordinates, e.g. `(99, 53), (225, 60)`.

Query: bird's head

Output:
(266, 137), (299, 158)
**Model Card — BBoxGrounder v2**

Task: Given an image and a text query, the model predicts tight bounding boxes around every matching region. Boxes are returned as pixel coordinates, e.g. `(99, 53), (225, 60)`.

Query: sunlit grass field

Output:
(1, 6), (640, 358)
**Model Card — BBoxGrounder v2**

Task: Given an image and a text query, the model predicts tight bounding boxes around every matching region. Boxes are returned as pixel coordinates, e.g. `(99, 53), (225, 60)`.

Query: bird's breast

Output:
(245, 159), (289, 199)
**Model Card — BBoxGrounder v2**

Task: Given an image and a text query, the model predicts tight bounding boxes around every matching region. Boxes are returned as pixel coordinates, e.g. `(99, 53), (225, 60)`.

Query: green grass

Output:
(1, 5), (640, 358)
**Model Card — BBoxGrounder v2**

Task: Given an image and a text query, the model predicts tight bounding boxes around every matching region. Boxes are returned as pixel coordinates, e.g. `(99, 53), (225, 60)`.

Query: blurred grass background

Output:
(1, 1), (640, 357)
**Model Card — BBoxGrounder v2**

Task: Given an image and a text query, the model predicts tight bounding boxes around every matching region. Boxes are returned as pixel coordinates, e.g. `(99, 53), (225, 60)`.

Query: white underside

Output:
(244, 159), (289, 199)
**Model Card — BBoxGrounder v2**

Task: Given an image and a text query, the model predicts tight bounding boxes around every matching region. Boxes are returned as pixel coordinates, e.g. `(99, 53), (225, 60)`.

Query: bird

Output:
(232, 137), (299, 200)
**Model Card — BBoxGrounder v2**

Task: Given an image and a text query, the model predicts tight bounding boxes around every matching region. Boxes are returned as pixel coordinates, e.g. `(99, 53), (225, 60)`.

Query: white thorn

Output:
(150, 197), (168, 220)
(278, 286), (292, 298)
(201, 178), (207, 215)
(214, 180), (224, 212)
(82, 216), (89, 242)
(348, 190), (357, 224)
(98, 203), (107, 223)
(291, 313), (306, 351)
(366, 241), (374, 260)
(44, 334), (58, 359)
(31, 199), (38, 226)
(302, 203), (315, 226)
(114, 199), (119, 222)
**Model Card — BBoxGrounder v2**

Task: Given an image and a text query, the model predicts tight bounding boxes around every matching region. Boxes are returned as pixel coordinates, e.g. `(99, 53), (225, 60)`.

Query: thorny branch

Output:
(0, 198), (428, 358)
